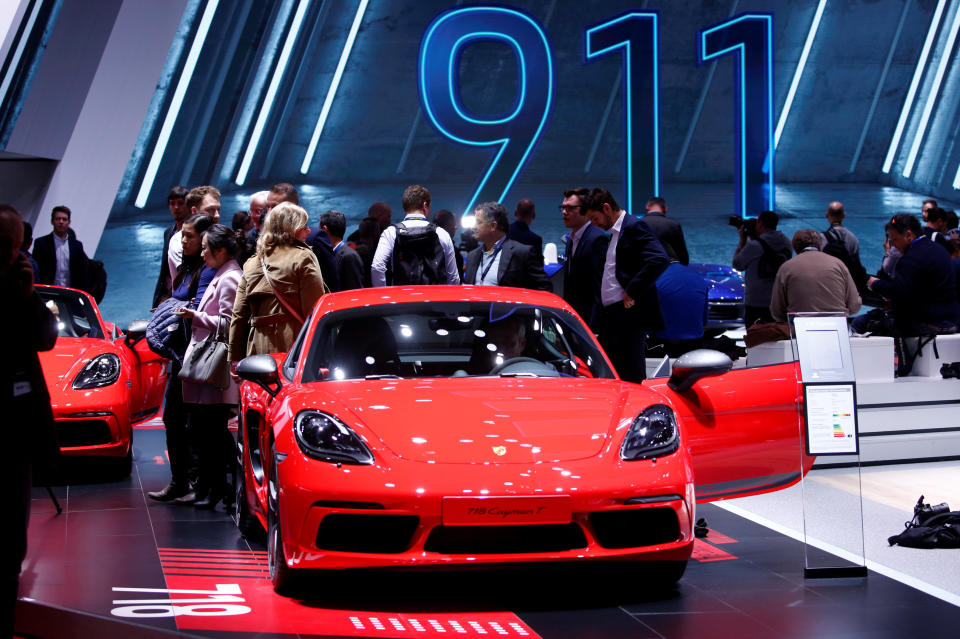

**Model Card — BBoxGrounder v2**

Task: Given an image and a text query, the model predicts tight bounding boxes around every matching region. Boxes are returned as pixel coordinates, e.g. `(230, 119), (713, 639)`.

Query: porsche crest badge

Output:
(492, 446), (507, 456)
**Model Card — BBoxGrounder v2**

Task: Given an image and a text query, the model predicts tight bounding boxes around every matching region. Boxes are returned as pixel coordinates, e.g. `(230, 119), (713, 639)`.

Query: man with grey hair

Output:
(770, 229), (860, 322)
(463, 201), (551, 290)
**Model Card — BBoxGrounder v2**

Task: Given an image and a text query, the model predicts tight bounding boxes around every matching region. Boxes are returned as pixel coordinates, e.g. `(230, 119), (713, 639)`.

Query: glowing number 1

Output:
(419, 6), (554, 217)
(699, 14), (775, 219)
(585, 12), (660, 214)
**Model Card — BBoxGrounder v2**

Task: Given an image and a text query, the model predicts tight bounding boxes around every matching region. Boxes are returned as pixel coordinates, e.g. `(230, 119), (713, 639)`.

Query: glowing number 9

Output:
(585, 12), (660, 215)
(699, 14), (775, 219)
(419, 6), (554, 218)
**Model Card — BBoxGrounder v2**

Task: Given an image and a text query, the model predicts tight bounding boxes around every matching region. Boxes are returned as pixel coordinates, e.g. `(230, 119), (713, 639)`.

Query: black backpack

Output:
(888, 496), (960, 549)
(86, 259), (108, 303)
(756, 237), (790, 280)
(822, 227), (868, 290)
(392, 222), (445, 285)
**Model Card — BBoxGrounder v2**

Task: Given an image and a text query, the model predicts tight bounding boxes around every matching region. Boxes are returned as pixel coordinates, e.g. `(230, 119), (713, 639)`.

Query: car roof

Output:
(314, 285), (571, 313)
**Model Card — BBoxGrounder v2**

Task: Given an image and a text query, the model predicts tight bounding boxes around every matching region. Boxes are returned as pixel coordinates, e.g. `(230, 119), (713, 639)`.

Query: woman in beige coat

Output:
(229, 202), (327, 362)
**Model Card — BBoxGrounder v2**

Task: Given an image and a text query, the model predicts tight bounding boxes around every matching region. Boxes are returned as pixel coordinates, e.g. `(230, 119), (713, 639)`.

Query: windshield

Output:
(302, 302), (615, 381)
(36, 287), (104, 339)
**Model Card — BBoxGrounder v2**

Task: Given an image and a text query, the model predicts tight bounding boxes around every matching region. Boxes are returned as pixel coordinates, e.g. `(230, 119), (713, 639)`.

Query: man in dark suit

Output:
(560, 187), (608, 328)
(153, 186), (188, 307)
(585, 188), (670, 382)
(642, 196), (689, 265)
(321, 209), (365, 291)
(508, 198), (543, 259)
(33, 205), (90, 292)
(464, 201), (551, 291)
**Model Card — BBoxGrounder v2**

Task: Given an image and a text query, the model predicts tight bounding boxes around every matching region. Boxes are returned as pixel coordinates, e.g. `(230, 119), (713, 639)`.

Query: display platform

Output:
(18, 426), (960, 638)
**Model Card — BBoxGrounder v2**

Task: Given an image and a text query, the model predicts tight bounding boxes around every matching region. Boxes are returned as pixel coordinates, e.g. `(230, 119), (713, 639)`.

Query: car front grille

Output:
(424, 524), (587, 554)
(56, 420), (113, 447)
(708, 302), (744, 322)
(316, 513), (419, 553)
(589, 508), (681, 549)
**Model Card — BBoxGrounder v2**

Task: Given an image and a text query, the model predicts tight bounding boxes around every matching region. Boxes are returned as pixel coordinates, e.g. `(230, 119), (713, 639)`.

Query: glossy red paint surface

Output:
(37, 286), (167, 458)
(238, 286), (806, 573)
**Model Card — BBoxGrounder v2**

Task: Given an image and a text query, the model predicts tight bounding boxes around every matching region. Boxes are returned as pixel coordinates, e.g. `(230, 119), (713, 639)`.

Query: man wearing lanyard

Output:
(585, 187), (670, 383)
(463, 201), (551, 291)
(371, 185), (460, 287)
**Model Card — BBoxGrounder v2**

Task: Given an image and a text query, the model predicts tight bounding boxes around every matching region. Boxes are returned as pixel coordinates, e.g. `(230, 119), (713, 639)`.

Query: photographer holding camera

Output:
(732, 210), (792, 326)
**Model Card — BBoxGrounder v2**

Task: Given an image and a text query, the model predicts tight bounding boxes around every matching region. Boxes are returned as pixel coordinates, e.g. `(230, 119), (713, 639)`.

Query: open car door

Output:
(119, 333), (167, 423)
(646, 361), (815, 502)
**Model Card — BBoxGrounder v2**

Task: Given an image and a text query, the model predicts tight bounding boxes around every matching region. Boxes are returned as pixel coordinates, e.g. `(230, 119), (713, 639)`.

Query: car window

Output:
(302, 302), (615, 381)
(282, 309), (312, 380)
(36, 287), (104, 339)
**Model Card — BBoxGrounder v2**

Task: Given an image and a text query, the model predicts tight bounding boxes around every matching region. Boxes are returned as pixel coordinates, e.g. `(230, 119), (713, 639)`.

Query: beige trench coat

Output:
(228, 242), (327, 361)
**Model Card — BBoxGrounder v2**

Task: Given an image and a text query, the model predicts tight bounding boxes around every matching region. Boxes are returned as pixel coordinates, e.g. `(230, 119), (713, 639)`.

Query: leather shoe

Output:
(174, 489), (202, 505)
(193, 493), (222, 510)
(148, 483), (188, 502)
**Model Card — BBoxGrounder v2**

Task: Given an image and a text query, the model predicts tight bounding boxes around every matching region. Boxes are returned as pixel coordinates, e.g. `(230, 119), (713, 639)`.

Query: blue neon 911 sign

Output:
(418, 5), (774, 220)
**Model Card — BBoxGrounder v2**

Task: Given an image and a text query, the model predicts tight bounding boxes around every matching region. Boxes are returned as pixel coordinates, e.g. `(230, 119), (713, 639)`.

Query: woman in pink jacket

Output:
(177, 225), (243, 509)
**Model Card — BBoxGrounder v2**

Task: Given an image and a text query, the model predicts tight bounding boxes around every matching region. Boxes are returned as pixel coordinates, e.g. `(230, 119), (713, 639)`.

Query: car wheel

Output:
(235, 422), (261, 538)
(267, 444), (296, 594)
(110, 436), (133, 478)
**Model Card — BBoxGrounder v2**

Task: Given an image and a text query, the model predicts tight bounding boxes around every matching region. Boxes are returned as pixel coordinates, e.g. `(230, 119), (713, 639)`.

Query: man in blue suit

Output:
(560, 187), (608, 329)
(585, 188), (670, 382)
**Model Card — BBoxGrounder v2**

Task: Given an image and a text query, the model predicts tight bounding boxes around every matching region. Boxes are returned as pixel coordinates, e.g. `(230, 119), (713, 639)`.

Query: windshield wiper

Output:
(498, 372), (540, 378)
(364, 374), (403, 380)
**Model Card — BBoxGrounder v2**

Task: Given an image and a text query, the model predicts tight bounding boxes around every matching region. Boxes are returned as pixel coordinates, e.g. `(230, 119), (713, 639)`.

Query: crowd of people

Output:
(11, 184), (960, 517)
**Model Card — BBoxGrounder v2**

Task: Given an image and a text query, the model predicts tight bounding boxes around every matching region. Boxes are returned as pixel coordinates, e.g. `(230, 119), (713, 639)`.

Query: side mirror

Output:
(237, 354), (282, 397)
(124, 319), (150, 348)
(667, 349), (733, 393)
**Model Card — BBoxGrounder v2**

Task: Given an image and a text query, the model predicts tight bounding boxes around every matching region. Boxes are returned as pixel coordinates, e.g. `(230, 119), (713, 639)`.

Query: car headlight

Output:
(294, 410), (374, 465)
(72, 354), (121, 389)
(620, 404), (679, 461)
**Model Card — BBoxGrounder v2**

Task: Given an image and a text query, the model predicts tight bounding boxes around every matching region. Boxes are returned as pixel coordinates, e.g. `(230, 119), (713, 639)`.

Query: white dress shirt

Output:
(54, 234), (71, 286)
(477, 236), (506, 286)
(168, 229), (183, 280)
(600, 211), (627, 307)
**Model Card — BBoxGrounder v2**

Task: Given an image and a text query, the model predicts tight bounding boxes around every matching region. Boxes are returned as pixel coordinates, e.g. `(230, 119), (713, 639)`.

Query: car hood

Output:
(308, 377), (656, 464)
(38, 337), (113, 393)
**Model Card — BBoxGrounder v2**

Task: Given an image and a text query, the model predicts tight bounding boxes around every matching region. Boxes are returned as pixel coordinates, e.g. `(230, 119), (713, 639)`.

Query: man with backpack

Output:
(371, 185), (460, 286)
(821, 201), (868, 293)
(733, 210), (792, 326)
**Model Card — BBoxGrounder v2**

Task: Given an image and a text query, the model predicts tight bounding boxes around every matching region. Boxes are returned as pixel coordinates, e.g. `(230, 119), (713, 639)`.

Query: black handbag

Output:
(179, 317), (230, 390)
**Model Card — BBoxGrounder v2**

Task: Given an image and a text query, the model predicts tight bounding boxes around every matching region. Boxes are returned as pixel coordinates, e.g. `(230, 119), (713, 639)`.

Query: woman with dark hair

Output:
(147, 213), (214, 503)
(176, 223), (243, 508)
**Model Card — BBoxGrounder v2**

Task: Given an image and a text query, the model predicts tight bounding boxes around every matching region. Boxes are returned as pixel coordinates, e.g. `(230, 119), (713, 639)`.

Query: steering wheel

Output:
(489, 357), (549, 375)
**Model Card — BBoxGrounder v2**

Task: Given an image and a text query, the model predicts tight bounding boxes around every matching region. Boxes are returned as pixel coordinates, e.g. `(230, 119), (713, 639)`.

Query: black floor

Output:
(18, 426), (960, 638)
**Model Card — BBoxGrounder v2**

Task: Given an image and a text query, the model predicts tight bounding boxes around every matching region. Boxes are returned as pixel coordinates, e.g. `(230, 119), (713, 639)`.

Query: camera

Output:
(941, 362), (960, 378)
(914, 495), (950, 524)
(728, 215), (757, 238)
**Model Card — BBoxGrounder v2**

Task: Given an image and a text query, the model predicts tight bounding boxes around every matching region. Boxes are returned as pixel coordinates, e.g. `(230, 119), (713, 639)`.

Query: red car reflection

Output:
(37, 285), (167, 475)
(234, 286), (811, 593)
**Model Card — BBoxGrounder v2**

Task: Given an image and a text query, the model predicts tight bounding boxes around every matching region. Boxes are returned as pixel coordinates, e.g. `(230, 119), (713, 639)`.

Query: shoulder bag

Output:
(179, 316), (231, 390)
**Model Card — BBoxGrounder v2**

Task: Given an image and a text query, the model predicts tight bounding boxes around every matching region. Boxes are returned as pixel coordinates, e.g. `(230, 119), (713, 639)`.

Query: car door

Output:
(645, 362), (814, 502)
(119, 335), (168, 422)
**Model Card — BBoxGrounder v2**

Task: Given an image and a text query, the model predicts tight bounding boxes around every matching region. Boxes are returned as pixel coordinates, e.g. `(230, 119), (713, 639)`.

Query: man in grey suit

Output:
(463, 202), (551, 291)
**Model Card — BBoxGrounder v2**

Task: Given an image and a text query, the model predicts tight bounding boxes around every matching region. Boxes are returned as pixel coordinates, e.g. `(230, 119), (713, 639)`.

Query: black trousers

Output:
(162, 362), (197, 487)
(597, 302), (648, 383)
(186, 402), (233, 494)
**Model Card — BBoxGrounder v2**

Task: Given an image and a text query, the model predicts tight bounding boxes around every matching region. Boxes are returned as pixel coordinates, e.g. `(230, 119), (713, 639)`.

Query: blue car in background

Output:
(688, 263), (745, 336)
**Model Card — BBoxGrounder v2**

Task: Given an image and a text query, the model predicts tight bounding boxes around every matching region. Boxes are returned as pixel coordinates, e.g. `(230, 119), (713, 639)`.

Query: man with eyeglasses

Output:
(559, 187), (608, 329)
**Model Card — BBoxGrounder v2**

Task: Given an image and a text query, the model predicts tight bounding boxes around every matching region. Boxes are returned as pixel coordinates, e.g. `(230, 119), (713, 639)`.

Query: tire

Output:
(267, 444), (297, 594)
(234, 417), (260, 538)
(111, 434), (133, 478)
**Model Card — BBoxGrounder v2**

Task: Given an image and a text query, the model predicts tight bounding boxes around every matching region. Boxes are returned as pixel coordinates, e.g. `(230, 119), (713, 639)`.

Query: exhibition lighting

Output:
(774, 0), (826, 148)
(135, 0), (218, 208)
(883, 0), (947, 174)
(903, 4), (960, 179)
(300, 0), (368, 174)
(236, 0), (311, 185)
(953, 161), (960, 189)
(0, 0), (43, 113)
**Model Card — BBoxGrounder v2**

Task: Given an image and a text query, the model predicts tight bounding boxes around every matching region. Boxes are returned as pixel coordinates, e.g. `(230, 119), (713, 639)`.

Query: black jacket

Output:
(336, 243), (365, 291)
(507, 220), (543, 260)
(464, 238), (551, 291)
(641, 212), (689, 265)
(153, 223), (177, 308)
(612, 214), (671, 332)
(563, 222), (609, 328)
(33, 232), (90, 292)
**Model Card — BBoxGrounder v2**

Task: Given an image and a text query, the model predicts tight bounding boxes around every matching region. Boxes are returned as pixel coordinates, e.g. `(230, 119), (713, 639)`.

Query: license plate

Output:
(442, 496), (572, 526)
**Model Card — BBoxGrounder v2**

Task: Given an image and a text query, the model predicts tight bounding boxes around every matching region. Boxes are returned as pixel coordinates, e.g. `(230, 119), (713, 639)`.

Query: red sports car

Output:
(37, 285), (168, 475)
(235, 286), (811, 592)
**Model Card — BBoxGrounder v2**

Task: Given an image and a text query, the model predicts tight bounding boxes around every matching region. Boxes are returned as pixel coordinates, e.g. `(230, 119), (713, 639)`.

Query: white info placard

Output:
(803, 383), (859, 455)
